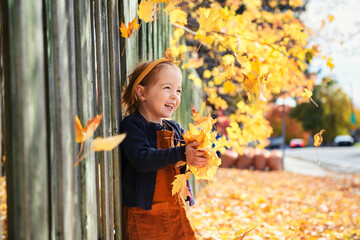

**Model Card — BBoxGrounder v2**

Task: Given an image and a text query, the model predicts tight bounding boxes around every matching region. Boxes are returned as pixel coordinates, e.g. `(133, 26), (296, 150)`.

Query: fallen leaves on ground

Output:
(188, 169), (360, 240)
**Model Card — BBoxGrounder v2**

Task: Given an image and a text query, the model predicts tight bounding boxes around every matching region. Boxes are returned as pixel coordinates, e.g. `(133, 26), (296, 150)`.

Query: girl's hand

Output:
(185, 141), (209, 167)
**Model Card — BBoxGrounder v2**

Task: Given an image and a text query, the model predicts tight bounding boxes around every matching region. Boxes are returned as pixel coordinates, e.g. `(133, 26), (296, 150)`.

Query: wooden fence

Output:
(1, 0), (201, 239)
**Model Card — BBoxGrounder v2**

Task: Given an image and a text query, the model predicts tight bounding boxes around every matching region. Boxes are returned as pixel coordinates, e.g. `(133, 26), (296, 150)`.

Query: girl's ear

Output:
(135, 85), (146, 101)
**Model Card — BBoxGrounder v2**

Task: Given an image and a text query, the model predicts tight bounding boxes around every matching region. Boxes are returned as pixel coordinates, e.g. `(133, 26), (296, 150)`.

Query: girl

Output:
(120, 48), (208, 240)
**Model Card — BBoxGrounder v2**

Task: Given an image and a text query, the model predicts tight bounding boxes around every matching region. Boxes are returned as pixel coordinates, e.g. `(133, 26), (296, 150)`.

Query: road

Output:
(284, 146), (360, 174)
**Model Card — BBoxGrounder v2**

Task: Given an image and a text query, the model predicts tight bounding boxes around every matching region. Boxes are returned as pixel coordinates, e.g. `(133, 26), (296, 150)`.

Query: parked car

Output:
(289, 138), (305, 148)
(333, 135), (354, 146)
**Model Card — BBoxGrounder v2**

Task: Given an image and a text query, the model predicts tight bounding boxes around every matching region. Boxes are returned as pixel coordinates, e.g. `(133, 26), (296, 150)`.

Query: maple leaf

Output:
(92, 133), (126, 151)
(137, 0), (155, 23)
(171, 172), (191, 199)
(75, 114), (103, 143)
(314, 129), (325, 147)
(198, 6), (221, 33)
(120, 17), (139, 38)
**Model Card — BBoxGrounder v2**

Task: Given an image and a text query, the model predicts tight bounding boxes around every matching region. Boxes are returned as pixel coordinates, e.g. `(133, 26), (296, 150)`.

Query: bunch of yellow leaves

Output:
(172, 102), (226, 199)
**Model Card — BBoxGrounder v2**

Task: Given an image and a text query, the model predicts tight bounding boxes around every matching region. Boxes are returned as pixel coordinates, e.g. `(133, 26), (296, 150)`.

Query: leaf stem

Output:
(310, 97), (318, 107)
(76, 142), (83, 160)
(74, 150), (91, 168)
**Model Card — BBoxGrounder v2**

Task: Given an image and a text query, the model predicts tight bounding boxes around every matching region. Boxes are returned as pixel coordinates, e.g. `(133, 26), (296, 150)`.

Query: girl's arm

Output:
(121, 119), (186, 172)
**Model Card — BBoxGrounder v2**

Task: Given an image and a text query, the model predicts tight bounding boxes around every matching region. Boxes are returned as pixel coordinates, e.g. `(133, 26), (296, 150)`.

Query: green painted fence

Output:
(1, 0), (202, 239)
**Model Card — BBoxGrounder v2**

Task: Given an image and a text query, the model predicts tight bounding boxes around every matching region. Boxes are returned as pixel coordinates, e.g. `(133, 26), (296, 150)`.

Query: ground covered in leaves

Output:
(188, 169), (360, 240)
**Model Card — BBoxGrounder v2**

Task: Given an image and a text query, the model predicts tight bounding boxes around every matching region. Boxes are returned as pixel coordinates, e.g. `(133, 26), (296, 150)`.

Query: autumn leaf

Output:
(327, 14), (335, 23)
(137, 0), (155, 23)
(298, 88), (318, 107)
(233, 227), (256, 240)
(326, 57), (335, 70)
(92, 133), (126, 151)
(198, 6), (221, 33)
(75, 114), (103, 143)
(314, 129), (325, 147)
(169, 9), (187, 26)
(172, 172), (191, 199)
(120, 17), (139, 38)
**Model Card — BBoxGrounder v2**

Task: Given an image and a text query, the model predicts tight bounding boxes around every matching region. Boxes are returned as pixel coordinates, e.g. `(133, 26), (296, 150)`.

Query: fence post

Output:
(74, 0), (98, 239)
(107, 0), (123, 238)
(43, 0), (77, 239)
(94, 0), (114, 239)
(3, 1), (49, 239)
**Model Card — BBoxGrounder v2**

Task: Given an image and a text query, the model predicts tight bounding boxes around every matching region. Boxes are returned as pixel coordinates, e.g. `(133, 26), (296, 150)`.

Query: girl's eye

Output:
(164, 86), (170, 89)
(177, 90), (182, 94)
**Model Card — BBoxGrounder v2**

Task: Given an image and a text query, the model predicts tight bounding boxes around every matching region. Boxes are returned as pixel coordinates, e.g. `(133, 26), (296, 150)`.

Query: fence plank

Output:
(3, 1), (49, 239)
(106, 0), (123, 238)
(45, 0), (77, 239)
(74, 0), (98, 239)
(94, 0), (114, 239)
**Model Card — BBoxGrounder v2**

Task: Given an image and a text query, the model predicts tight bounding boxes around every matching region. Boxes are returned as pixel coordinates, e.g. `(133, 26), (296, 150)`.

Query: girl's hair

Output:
(122, 61), (178, 116)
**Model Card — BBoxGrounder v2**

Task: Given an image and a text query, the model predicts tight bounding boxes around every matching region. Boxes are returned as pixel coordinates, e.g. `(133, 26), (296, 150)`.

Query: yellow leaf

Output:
(223, 81), (236, 95)
(299, 88), (312, 99)
(169, 9), (187, 25)
(198, 6), (222, 33)
(203, 69), (212, 78)
(92, 133), (126, 151)
(234, 227), (255, 240)
(327, 14), (335, 23)
(222, 54), (235, 65)
(120, 17), (139, 38)
(137, 0), (155, 23)
(171, 172), (191, 198)
(326, 57), (335, 70)
(75, 114), (103, 143)
(314, 129), (325, 147)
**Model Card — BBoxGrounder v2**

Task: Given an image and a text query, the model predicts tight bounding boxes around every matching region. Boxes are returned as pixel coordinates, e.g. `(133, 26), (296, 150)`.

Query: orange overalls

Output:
(123, 128), (197, 240)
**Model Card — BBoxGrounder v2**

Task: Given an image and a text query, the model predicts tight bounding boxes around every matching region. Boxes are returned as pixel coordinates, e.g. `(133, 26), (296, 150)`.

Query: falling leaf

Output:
(137, 0), (155, 23)
(172, 172), (191, 199)
(314, 129), (325, 147)
(326, 57), (335, 70)
(75, 114), (103, 143)
(298, 88), (318, 107)
(92, 133), (126, 151)
(120, 17), (140, 38)
(327, 14), (335, 23)
(299, 88), (312, 99)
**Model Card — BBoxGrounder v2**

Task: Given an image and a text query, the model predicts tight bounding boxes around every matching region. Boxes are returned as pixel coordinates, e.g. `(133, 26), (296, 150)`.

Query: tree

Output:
(290, 78), (353, 143)
(265, 104), (309, 144)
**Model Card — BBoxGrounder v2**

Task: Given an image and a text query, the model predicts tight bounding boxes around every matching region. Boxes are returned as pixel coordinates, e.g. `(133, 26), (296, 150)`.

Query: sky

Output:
(300, 0), (360, 108)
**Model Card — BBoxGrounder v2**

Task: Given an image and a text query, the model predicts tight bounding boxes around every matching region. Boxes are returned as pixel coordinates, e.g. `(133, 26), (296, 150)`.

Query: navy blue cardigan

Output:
(120, 112), (193, 210)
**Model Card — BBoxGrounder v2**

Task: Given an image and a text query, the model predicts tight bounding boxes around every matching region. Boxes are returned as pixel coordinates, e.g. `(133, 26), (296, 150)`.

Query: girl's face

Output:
(136, 65), (182, 123)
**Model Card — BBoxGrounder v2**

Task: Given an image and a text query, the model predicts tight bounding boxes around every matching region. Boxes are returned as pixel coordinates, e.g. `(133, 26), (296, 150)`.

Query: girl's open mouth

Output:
(165, 104), (174, 110)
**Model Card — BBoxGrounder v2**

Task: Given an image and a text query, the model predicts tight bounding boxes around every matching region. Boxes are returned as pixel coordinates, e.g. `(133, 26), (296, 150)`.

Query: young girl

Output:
(120, 49), (208, 240)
